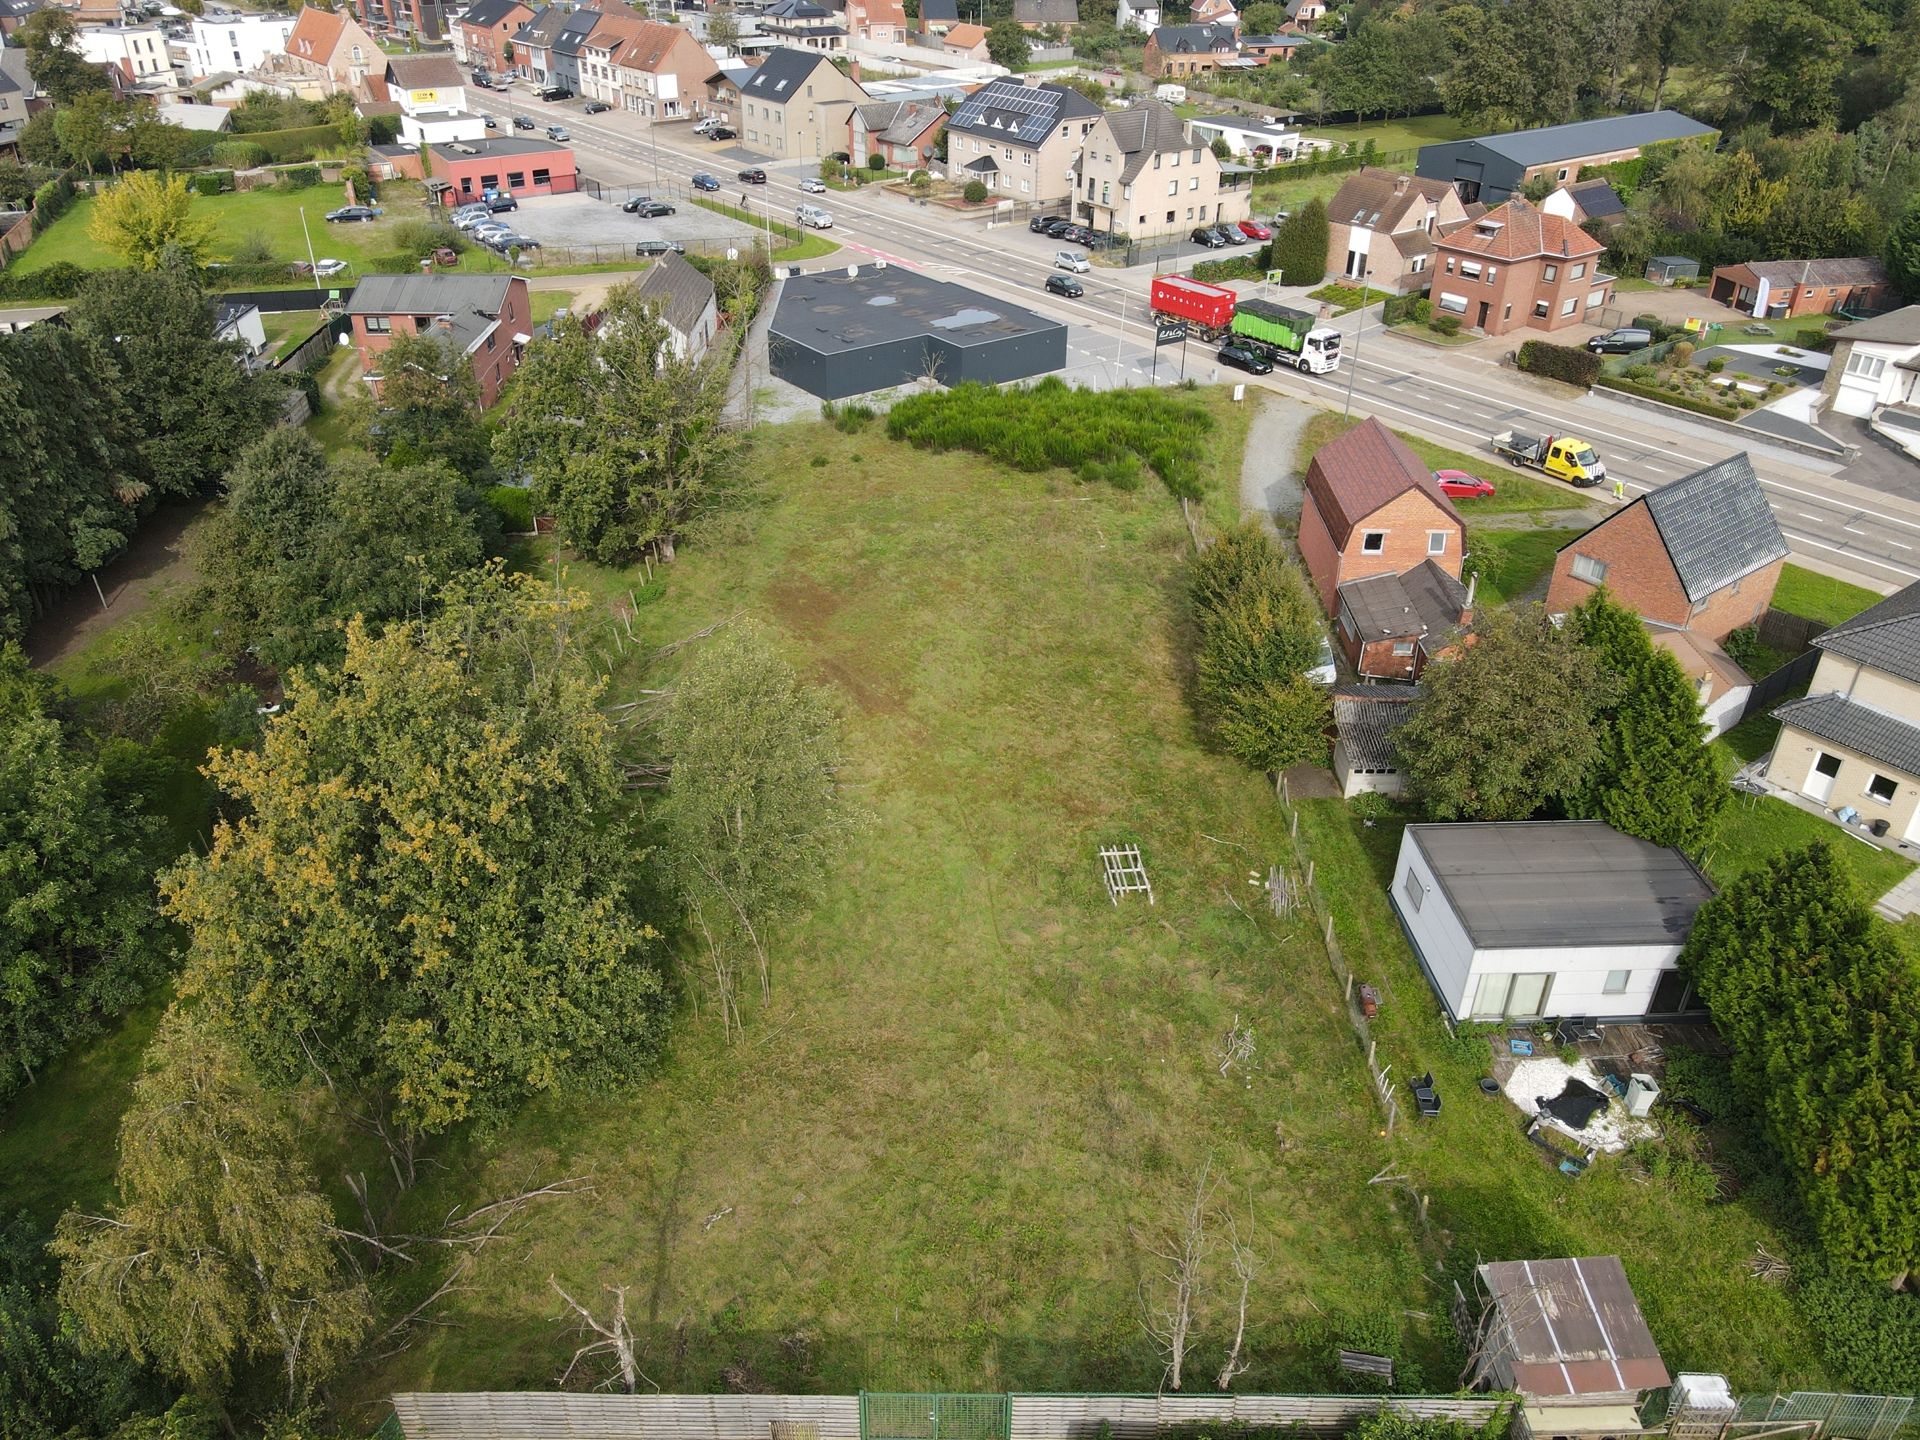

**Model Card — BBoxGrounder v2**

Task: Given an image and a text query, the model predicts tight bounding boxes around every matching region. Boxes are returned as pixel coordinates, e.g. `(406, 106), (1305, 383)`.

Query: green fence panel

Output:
(861, 1394), (1010, 1440)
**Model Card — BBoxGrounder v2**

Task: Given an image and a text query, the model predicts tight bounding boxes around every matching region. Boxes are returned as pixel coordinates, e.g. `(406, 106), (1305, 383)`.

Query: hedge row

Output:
(276, 165), (323, 190)
(1595, 373), (1740, 420)
(30, 174), (77, 231)
(1192, 253), (1266, 283)
(239, 123), (347, 163)
(1516, 339), (1600, 388)
(190, 171), (234, 197)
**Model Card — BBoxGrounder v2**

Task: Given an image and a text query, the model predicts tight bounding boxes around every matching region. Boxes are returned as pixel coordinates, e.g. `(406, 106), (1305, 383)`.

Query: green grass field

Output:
(1298, 114), (1472, 156)
(1772, 563), (1886, 627)
(1463, 524), (1583, 605)
(1248, 169), (1347, 216)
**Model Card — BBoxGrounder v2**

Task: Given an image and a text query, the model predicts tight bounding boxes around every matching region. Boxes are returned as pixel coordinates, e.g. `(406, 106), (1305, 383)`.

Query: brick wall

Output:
(350, 276), (530, 410)
(1298, 491), (1342, 612)
(1545, 507), (1779, 640)
(1303, 489), (1462, 613)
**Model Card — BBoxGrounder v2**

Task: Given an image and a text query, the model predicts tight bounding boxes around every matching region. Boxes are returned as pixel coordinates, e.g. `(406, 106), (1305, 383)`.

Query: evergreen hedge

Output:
(237, 124), (343, 163)
(1515, 339), (1600, 388)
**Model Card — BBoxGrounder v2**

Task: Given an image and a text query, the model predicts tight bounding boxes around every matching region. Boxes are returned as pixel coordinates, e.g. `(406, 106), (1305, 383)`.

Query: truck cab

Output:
(1543, 436), (1604, 485)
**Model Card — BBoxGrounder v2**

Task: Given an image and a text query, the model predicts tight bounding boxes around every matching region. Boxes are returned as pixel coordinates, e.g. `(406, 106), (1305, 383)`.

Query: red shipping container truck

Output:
(1149, 274), (1237, 338)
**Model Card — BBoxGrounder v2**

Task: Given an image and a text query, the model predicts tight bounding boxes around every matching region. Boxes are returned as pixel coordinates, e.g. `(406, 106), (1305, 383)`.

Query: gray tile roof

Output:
(1812, 578), (1920, 685)
(854, 98), (944, 148)
(1338, 559), (1468, 644)
(1333, 686), (1416, 770)
(553, 5), (608, 57)
(1103, 101), (1194, 183)
(1467, 110), (1716, 168)
(739, 45), (837, 104)
(0, 45), (32, 99)
(1640, 452), (1789, 603)
(1831, 304), (1920, 344)
(514, 4), (572, 46)
(461, 0), (530, 29)
(1773, 692), (1920, 777)
(386, 53), (466, 88)
(1404, 821), (1715, 949)
(1013, 0), (1078, 22)
(948, 76), (1101, 147)
(633, 250), (714, 341)
(347, 273), (519, 357)
(1149, 21), (1237, 51)
(1739, 256), (1889, 289)
(918, 0), (960, 19)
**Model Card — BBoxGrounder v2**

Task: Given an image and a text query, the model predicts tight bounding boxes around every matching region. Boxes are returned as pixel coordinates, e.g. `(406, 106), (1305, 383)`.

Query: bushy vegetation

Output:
(1266, 197), (1328, 287)
(1515, 339), (1600, 388)
(884, 377), (1215, 499)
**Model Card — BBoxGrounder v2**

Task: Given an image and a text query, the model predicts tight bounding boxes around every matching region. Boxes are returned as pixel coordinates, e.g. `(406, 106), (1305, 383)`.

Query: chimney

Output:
(1393, 172), (1409, 193)
(1697, 671), (1714, 706)
(436, 315), (454, 334)
(1460, 572), (1476, 626)
(848, 56), (861, 80)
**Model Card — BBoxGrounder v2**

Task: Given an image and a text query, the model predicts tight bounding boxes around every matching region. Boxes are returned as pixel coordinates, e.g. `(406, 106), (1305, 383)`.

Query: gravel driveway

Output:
(508, 192), (759, 252)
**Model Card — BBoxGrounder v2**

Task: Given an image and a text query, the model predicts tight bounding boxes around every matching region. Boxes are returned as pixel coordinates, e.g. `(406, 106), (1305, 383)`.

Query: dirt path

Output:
(527, 269), (649, 314)
(25, 500), (207, 669)
(1239, 392), (1321, 534)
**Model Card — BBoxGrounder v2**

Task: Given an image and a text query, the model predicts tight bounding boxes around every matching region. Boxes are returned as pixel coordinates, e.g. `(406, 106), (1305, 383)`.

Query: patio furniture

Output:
(1410, 1072), (1441, 1117)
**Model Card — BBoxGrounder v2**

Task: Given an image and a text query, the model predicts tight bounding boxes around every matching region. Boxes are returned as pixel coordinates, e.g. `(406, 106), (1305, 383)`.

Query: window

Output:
(1402, 869), (1424, 912)
(481, 173), (500, 189)
(1503, 303), (1512, 320)
(1445, 257), (1454, 273)
(1533, 299), (1550, 318)
(508, 170), (526, 187)
(1410, 256), (1427, 273)
(1390, 641), (1415, 656)
(1485, 265), (1496, 283)
(1436, 292), (1468, 314)
(1560, 296), (1578, 316)
(413, 315), (434, 330)
(485, 331), (496, 350)
(1361, 530), (1386, 553)
(532, 168), (551, 185)
(1847, 351), (1888, 381)
(1556, 167), (1569, 180)
(365, 315), (391, 333)
(1167, 180), (1177, 196)
(1868, 773), (1899, 804)
(1603, 969), (1631, 995)
(1427, 531), (1447, 556)
(1570, 263), (1585, 279)
(1571, 553), (1608, 584)
(1154, 153), (1161, 169)
(1459, 260), (1483, 279)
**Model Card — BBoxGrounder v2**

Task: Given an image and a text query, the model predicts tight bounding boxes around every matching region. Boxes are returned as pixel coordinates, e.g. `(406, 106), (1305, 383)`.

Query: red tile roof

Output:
(1436, 197), (1603, 262)
(287, 5), (345, 61)
(1305, 416), (1461, 547)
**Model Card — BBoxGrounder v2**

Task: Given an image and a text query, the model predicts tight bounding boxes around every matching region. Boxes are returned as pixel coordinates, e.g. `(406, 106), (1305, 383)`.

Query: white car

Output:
(798, 176), (827, 193)
(795, 203), (833, 229)
(312, 257), (347, 278)
(451, 210), (490, 230)
(1054, 250), (1090, 273)
(1304, 633), (1336, 686)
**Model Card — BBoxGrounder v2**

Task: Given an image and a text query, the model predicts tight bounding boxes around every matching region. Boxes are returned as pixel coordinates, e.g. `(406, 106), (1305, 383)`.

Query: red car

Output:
(1238, 219), (1272, 241)
(1434, 469), (1497, 499)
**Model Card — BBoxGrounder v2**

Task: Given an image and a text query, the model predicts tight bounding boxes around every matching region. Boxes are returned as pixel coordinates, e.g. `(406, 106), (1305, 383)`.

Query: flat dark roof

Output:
(1407, 821), (1714, 949)
(770, 267), (1063, 356)
(431, 136), (572, 161)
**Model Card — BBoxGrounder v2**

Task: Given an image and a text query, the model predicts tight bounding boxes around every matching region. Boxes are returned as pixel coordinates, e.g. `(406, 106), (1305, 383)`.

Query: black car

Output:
(583, 101), (611, 113)
(709, 126), (737, 140)
(514, 115), (536, 130)
(1029, 214), (1058, 233)
(1190, 226), (1228, 248)
(1044, 274), (1084, 298)
(625, 199), (674, 217)
(1041, 217), (1075, 238)
(1211, 224), (1244, 245)
(691, 172), (721, 191)
(485, 194), (518, 212)
(635, 238), (688, 256)
(538, 85), (573, 100)
(1587, 326), (1654, 354)
(1218, 341), (1273, 374)
(483, 116), (498, 129)
(738, 167), (766, 184)
(324, 204), (381, 222)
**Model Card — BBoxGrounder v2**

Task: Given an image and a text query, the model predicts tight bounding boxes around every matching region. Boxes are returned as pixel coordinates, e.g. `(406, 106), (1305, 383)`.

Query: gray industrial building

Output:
(1415, 110), (1716, 206)
(767, 267), (1069, 400)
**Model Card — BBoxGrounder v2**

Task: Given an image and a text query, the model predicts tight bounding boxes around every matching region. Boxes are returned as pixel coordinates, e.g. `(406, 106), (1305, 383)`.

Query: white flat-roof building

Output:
(75, 23), (173, 83)
(187, 12), (300, 80)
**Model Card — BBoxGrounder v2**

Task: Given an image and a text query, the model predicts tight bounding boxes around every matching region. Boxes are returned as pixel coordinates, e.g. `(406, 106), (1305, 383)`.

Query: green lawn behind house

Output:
(1772, 563), (1886, 627)
(1297, 113), (1472, 157)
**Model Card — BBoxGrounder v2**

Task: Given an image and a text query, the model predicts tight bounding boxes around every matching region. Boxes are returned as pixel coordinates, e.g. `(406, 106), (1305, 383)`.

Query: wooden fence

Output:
(1752, 607), (1829, 655)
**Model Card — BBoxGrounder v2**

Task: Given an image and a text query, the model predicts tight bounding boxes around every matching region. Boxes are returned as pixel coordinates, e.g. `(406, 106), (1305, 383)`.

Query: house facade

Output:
(847, 0), (908, 43)
(849, 98), (945, 169)
(1822, 305), (1920, 419)
(411, 135), (578, 203)
(1391, 822), (1716, 1024)
(1708, 257), (1895, 320)
(348, 0), (448, 42)
(1297, 416), (1465, 615)
(1077, 99), (1249, 240)
(271, 6), (377, 97)
(1115, 0), (1159, 32)
(946, 76), (1103, 204)
(1429, 198), (1610, 337)
(0, 46), (41, 158)
(74, 23), (172, 85)
(186, 13), (299, 79)
(759, 0), (847, 51)
(1142, 22), (1237, 78)
(452, 0), (535, 72)
(345, 273), (533, 409)
(610, 20), (712, 119)
(1764, 581), (1920, 846)
(383, 53), (467, 115)
(1545, 453), (1787, 643)
(1325, 166), (1467, 294)
(634, 249), (719, 361)
(1192, 0), (1239, 24)
(1416, 109), (1716, 206)
(940, 21), (988, 60)
(736, 47), (868, 160)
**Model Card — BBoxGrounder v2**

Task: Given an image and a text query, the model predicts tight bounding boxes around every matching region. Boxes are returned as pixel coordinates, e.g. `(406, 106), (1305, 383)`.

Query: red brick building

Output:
(1337, 561), (1473, 680)
(1430, 197), (1610, 337)
(1545, 453), (1788, 643)
(377, 136), (578, 204)
(345, 273), (533, 410)
(452, 0), (535, 73)
(1707, 257), (1895, 321)
(1298, 417), (1465, 615)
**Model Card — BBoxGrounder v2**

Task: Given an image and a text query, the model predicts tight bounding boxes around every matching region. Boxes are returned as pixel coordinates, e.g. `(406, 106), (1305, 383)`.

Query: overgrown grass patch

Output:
(1701, 791), (1914, 900)
(1772, 563), (1886, 627)
(1462, 526), (1582, 606)
(1306, 283), (1371, 315)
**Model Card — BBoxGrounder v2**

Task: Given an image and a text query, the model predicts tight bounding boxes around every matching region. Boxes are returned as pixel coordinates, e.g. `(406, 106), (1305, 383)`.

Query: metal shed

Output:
(1645, 255), (1701, 285)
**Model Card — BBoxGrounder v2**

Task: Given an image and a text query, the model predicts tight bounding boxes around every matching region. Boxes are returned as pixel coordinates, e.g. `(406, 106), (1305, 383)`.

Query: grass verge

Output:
(1295, 411), (1599, 520)
(1772, 563), (1886, 627)
(1307, 283), (1371, 315)
(690, 196), (841, 261)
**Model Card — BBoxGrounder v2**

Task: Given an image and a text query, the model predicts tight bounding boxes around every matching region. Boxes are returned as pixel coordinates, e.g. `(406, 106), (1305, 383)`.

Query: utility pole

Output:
(1341, 278), (1369, 417)
(300, 205), (321, 292)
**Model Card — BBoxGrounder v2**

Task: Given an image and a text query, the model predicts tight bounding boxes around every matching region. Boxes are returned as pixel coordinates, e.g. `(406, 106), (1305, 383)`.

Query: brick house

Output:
(849, 98), (945, 169)
(275, 5), (378, 95)
(1430, 198), (1610, 337)
(1707, 257), (1896, 321)
(1325, 167), (1468, 294)
(1077, 99), (1249, 240)
(1193, 0), (1239, 25)
(1336, 561), (1474, 681)
(1143, 22), (1238, 78)
(603, 18), (711, 117)
(344, 273), (533, 410)
(1545, 453), (1788, 643)
(1298, 417), (1465, 615)
(410, 135), (577, 203)
(946, 76), (1102, 204)
(940, 21), (989, 60)
(451, 0), (533, 72)
(736, 47), (869, 161)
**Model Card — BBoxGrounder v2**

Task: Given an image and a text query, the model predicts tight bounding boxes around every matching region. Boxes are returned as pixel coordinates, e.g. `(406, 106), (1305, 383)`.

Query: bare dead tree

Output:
(1215, 1199), (1258, 1391)
(1137, 1158), (1216, 1393)
(550, 1277), (656, 1394)
(691, 896), (742, 1040)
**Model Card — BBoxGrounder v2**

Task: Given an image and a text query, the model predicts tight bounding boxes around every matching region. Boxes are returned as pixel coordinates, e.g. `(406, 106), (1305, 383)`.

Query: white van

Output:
(795, 203), (834, 229)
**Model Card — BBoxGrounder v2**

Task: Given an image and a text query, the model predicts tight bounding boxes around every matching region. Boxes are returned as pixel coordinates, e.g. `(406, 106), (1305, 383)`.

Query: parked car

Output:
(1218, 340), (1273, 374)
(301, 257), (347, 278)
(513, 115), (536, 130)
(503, 234), (540, 249)
(486, 194), (518, 212)
(1044, 273), (1084, 298)
(1209, 224), (1242, 246)
(1587, 326), (1653, 354)
(693, 117), (718, 133)
(1064, 224), (1098, 246)
(1433, 469), (1497, 499)
(1237, 218), (1271, 241)
(451, 210), (490, 230)
(1304, 633), (1336, 686)
(826, 151), (850, 163)
(795, 203), (834, 229)
(738, 167), (766, 183)
(1053, 250), (1089, 273)
(691, 172), (722, 191)
(635, 238), (687, 256)
(1041, 217), (1075, 238)
(484, 116), (498, 129)
(431, 246), (460, 266)
(1189, 225), (1228, 248)
(583, 101), (610, 113)
(324, 205), (381, 223)
(1271, 208), (1291, 224)
(546, 125), (570, 141)
(1029, 214), (1055, 233)
(709, 127), (737, 140)
(624, 197), (674, 216)
(798, 177), (827, 193)
(537, 85), (572, 100)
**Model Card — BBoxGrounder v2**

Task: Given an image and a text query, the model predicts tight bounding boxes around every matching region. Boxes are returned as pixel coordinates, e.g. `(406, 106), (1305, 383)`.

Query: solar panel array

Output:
(951, 79), (1063, 145)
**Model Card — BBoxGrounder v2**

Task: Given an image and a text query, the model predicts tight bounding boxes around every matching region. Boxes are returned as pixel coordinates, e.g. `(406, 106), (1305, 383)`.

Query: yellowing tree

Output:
(87, 171), (213, 270)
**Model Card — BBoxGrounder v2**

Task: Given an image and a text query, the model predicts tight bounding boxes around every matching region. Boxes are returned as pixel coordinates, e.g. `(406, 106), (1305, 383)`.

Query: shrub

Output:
(0, 259), (92, 301)
(1193, 255), (1265, 283)
(209, 140), (270, 169)
(392, 218), (460, 258)
(1429, 313), (1461, 337)
(1671, 339), (1694, 366)
(229, 230), (275, 264)
(30, 174), (76, 228)
(962, 179), (988, 203)
(867, 152), (886, 171)
(1515, 338), (1600, 387)
(1596, 373), (1739, 419)
(236, 123), (342, 163)
(1413, 296), (1433, 324)
(367, 251), (420, 274)
(1705, 357), (1725, 372)
(276, 164), (322, 190)
(190, 171), (224, 197)
(910, 169), (931, 188)
(820, 399), (876, 432)
(485, 484), (535, 534)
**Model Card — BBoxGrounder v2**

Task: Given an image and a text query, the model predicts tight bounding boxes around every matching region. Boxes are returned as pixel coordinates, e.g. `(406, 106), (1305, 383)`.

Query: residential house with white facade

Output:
(186, 12), (299, 79)
(1076, 99), (1248, 240)
(1822, 305), (1920, 419)
(945, 76), (1103, 204)
(74, 23), (172, 85)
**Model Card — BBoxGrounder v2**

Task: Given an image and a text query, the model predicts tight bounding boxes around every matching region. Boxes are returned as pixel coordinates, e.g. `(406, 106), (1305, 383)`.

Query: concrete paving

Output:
(508, 191), (757, 253)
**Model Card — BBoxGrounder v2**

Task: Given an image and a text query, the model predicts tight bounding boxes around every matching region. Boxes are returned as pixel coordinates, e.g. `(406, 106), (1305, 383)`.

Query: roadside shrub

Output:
(209, 140), (270, 169)
(485, 484), (535, 534)
(1596, 373), (1738, 419)
(1515, 338), (1600, 387)
(962, 179), (988, 203)
(1193, 254), (1264, 283)
(1380, 293), (1415, 324)
(276, 164), (322, 190)
(238, 123), (341, 163)
(201, 260), (303, 287)
(366, 250), (419, 274)
(910, 169), (931, 188)
(1413, 297), (1433, 323)
(867, 152), (886, 171)
(1429, 313), (1461, 337)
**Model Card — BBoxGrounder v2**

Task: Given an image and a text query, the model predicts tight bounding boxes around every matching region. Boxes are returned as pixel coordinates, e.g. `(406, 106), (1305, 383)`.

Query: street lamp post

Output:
(299, 205), (321, 294)
(1341, 278), (1370, 418)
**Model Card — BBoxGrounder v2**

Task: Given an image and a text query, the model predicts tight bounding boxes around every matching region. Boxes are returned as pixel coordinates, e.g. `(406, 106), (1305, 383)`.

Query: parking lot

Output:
(502, 191), (759, 255)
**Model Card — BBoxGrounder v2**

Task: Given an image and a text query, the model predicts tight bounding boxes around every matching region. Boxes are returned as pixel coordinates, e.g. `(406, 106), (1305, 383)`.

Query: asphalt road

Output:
(470, 83), (1920, 592)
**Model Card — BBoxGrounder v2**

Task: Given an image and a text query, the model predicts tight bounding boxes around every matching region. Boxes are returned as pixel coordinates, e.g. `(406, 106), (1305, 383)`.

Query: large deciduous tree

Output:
(52, 92), (136, 179)
(1681, 842), (1920, 1284)
(344, 329), (496, 478)
(53, 1011), (371, 1406)
(493, 284), (739, 564)
(17, 10), (111, 105)
(0, 648), (167, 1103)
(65, 261), (280, 501)
(1565, 588), (1726, 852)
(86, 172), (214, 268)
(1396, 604), (1606, 820)
(986, 17), (1031, 67)
(164, 567), (668, 1137)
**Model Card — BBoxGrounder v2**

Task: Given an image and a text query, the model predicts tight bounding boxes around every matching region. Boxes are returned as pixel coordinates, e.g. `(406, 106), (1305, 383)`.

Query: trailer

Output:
(1489, 429), (1606, 487)
(1230, 299), (1342, 375)
(1150, 274), (1238, 339)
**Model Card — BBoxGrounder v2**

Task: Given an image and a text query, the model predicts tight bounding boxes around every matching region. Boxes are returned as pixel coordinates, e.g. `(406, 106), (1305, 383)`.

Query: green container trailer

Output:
(1228, 300), (1342, 374)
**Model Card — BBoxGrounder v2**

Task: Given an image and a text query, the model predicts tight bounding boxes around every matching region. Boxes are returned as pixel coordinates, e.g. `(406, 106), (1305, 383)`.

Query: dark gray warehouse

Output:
(1414, 110), (1716, 206)
(767, 267), (1069, 400)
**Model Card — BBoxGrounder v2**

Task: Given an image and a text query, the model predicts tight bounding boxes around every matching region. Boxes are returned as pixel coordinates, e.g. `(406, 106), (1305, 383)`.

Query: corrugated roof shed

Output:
(1479, 1256), (1670, 1400)
(1813, 578), (1920, 685)
(1332, 687), (1417, 769)
(1640, 453), (1788, 603)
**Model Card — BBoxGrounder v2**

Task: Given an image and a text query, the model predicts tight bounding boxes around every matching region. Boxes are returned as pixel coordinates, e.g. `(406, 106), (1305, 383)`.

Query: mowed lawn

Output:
(338, 406), (1433, 1404)
(1298, 114), (1472, 156)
